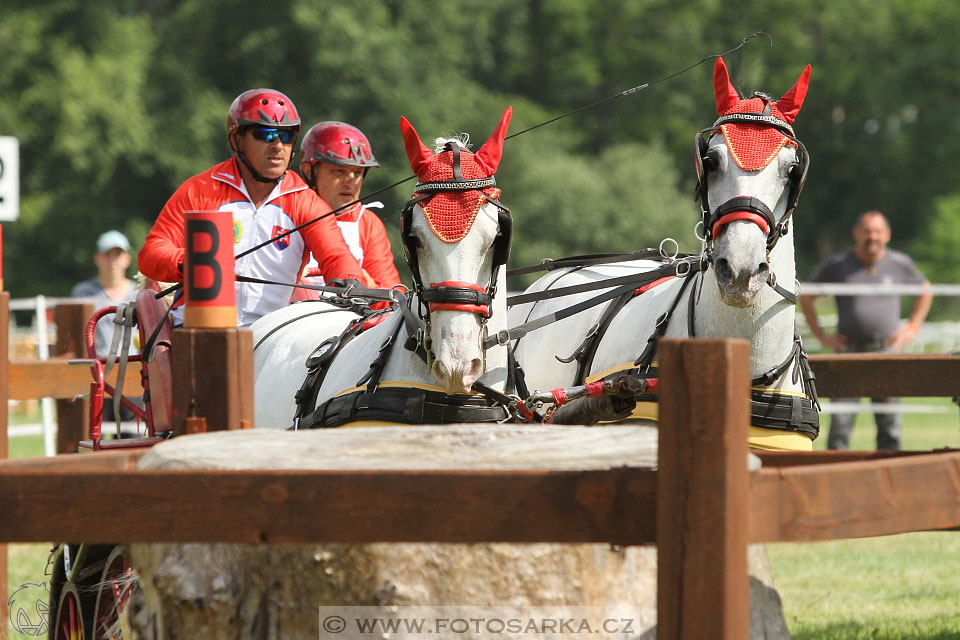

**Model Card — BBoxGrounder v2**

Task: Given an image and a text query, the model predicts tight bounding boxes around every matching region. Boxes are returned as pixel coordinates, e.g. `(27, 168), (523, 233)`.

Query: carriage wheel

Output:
(53, 582), (85, 640)
(91, 546), (133, 639)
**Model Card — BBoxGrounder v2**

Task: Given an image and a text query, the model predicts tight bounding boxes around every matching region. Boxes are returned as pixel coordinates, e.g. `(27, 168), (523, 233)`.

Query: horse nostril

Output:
(715, 258), (733, 282)
(757, 261), (769, 276)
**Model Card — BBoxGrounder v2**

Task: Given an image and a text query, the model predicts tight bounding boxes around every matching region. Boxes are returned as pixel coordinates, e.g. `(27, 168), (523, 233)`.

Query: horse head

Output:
(399, 108), (513, 393)
(697, 57), (811, 307)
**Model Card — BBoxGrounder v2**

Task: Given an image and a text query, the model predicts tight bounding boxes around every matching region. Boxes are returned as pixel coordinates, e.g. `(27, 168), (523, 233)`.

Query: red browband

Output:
(428, 281), (491, 317)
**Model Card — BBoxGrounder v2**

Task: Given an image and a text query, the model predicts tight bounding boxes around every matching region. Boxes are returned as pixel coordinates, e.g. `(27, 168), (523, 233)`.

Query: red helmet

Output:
(300, 121), (379, 168)
(227, 88), (301, 135)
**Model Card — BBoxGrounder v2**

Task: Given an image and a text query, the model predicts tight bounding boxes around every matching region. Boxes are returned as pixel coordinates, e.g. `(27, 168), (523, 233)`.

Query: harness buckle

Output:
(495, 329), (511, 346)
(675, 261), (691, 277)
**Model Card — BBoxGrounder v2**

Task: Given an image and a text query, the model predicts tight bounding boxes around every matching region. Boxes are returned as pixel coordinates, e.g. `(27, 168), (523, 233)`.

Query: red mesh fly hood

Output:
(400, 107), (512, 242)
(713, 57), (811, 171)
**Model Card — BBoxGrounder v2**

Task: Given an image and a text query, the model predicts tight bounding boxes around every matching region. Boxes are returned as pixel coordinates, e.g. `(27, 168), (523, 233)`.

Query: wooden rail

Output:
(8, 358), (142, 400)
(808, 352), (960, 397)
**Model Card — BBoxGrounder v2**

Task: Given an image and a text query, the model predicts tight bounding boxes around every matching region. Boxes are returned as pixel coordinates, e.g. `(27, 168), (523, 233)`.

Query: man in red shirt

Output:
(291, 121), (402, 301)
(139, 89), (365, 326)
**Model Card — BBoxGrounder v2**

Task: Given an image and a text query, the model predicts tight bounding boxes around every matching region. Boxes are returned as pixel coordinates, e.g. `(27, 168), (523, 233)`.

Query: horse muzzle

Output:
(712, 221), (771, 308)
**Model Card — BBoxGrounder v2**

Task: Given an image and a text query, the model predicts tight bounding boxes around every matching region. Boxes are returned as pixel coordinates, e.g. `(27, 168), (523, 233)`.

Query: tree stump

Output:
(126, 426), (788, 639)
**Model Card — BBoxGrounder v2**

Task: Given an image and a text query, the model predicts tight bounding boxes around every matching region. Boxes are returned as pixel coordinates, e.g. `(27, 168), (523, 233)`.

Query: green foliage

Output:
(913, 193), (960, 283)
(2, 1), (960, 298)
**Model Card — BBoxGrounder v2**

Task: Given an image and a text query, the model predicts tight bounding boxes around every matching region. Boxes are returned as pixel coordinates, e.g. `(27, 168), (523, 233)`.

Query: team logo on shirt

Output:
(271, 226), (291, 250)
(233, 220), (243, 244)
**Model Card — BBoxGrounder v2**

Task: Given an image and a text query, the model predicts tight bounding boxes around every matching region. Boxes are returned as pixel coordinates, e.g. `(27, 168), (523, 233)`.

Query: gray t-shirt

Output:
(811, 249), (926, 342)
(70, 278), (139, 357)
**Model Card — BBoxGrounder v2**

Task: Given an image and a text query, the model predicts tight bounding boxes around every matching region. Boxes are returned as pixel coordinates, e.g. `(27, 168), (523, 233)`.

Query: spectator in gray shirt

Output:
(799, 211), (933, 450)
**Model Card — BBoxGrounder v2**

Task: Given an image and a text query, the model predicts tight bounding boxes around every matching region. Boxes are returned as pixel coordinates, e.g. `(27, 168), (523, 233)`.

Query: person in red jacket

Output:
(139, 89), (365, 326)
(291, 121), (402, 302)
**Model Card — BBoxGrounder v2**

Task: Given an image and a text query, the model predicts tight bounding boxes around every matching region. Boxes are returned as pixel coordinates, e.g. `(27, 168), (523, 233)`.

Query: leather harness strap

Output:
(299, 386), (512, 429)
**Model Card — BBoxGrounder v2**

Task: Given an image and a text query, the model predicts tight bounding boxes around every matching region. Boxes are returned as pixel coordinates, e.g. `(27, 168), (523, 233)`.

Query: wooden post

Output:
(170, 210), (252, 434)
(657, 338), (750, 640)
(171, 328), (253, 434)
(0, 290), (9, 628)
(54, 302), (94, 453)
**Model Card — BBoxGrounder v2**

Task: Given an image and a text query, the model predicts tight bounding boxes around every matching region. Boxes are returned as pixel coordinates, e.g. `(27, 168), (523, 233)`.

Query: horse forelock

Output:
(433, 134), (470, 153)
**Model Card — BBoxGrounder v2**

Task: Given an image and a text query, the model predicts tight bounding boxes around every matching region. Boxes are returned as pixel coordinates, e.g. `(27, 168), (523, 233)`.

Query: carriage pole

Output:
(171, 211), (253, 434)
(657, 338), (750, 640)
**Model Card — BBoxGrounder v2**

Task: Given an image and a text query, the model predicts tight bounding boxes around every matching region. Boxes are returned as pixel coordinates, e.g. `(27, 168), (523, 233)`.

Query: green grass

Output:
(771, 396), (960, 639)
(768, 533), (960, 639)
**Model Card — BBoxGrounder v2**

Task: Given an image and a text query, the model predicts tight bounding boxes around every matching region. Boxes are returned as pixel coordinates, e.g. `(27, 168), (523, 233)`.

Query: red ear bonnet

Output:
(712, 57), (812, 170)
(400, 108), (512, 242)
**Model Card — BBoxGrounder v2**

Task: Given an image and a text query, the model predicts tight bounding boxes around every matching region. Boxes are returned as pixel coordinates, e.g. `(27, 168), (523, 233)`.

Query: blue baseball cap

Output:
(96, 230), (130, 253)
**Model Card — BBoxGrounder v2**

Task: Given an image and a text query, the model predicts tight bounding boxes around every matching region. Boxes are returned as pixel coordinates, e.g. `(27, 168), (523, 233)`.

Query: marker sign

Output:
(184, 210), (236, 328)
(0, 137), (19, 221)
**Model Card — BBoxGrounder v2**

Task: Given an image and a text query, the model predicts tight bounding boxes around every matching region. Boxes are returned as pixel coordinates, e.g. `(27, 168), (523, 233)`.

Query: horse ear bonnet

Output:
(711, 58), (811, 172)
(398, 108), (514, 270)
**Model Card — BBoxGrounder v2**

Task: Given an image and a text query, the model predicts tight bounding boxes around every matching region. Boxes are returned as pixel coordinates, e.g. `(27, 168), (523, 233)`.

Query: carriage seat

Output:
(136, 283), (174, 432)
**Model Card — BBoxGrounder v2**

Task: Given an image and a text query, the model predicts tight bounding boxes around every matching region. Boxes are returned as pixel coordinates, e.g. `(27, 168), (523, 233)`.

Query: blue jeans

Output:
(826, 396), (902, 450)
(826, 338), (902, 451)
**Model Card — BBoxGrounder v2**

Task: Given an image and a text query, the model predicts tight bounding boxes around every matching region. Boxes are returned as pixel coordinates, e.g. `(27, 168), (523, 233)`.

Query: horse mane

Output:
(433, 133), (470, 153)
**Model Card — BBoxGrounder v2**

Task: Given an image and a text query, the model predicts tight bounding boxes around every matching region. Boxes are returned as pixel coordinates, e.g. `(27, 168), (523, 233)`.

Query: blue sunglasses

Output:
(249, 127), (295, 144)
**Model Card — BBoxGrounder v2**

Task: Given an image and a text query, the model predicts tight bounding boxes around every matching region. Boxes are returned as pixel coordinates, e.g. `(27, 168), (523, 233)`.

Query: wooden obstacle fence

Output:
(2, 297), (960, 639)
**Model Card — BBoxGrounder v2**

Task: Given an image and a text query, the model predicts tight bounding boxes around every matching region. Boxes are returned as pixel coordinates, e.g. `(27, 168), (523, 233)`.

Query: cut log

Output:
(126, 426), (788, 639)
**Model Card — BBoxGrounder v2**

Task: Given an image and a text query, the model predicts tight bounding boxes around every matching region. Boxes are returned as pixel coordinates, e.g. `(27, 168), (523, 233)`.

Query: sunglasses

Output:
(249, 128), (295, 144)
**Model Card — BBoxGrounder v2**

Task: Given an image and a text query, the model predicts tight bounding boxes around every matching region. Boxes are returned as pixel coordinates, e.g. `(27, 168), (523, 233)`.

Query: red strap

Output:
(517, 403), (536, 421)
(711, 211), (770, 238)
(361, 312), (394, 332)
(633, 275), (675, 297)
(428, 281), (490, 317)
(428, 302), (490, 317)
(550, 387), (568, 407)
(646, 378), (659, 394)
(586, 381), (606, 397)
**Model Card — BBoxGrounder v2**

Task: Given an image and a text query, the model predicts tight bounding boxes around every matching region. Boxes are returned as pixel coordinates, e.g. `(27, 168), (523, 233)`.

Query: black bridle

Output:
(694, 105), (809, 256)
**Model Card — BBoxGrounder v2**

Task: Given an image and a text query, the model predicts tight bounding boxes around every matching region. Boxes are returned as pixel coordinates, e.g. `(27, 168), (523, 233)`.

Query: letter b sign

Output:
(184, 211), (236, 328)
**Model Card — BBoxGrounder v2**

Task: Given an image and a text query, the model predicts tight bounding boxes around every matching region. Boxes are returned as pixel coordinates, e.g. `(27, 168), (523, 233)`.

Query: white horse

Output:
(510, 57), (818, 451)
(251, 300), (363, 429)
(253, 108), (516, 430)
